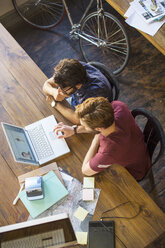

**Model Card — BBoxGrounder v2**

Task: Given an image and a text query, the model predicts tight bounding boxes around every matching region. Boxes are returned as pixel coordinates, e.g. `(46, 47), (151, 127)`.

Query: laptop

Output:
(0, 213), (77, 248)
(1, 115), (70, 165)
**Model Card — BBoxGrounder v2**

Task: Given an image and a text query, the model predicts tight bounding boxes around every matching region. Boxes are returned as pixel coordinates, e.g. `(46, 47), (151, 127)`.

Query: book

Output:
(19, 170), (69, 218)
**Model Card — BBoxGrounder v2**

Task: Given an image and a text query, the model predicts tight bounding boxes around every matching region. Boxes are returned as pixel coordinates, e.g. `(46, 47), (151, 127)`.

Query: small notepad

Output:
(74, 206), (89, 221)
(83, 188), (94, 201)
(76, 232), (88, 245)
(83, 177), (95, 188)
(19, 171), (68, 218)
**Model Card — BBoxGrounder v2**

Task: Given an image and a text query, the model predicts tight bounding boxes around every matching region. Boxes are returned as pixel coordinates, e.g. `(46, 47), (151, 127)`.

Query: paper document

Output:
(19, 170), (69, 218)
(124, 0), (165, 36)
(132, 0), (165, 23)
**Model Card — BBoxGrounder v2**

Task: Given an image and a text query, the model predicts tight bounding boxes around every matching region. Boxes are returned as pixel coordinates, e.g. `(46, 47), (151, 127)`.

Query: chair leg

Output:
(148, 169), (162, 207)
(148, 168), (155, 192)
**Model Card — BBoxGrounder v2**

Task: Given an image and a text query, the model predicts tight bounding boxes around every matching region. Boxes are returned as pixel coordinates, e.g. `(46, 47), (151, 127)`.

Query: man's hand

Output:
(53, 122), (74, 138)
(52, 87), (68, 102)
(46, 95), (55, 105)
(43, 77), (68, 102)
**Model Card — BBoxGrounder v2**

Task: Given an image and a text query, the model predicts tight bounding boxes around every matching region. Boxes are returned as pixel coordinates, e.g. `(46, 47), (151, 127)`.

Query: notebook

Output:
(0, 213), (77, 248)
(19, 170), (69, 218)
(1, 115), (70, 165)
(88, 221), (115, 248)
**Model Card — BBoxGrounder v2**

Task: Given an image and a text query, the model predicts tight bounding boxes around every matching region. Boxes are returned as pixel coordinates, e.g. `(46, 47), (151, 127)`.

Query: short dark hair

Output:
(53, 59), (87, 88)
(75, 97), (114, 129)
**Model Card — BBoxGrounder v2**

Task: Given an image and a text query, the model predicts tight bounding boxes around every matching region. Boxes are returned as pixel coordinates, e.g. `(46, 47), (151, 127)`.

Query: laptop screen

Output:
(2, 123), (38, 164)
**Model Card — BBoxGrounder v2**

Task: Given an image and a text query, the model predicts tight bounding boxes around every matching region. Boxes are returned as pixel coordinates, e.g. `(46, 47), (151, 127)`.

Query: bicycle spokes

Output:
(79, 12), (130, 74)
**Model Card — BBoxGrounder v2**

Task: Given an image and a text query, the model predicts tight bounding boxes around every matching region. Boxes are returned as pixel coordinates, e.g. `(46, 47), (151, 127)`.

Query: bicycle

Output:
(12, 0), (130, 74)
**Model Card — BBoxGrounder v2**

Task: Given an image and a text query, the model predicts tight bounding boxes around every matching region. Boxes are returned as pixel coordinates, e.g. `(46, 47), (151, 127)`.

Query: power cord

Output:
(98, 181), (143, 247)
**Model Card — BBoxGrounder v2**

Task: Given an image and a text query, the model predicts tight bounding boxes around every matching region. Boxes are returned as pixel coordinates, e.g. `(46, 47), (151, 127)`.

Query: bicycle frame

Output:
(62, 0), (107, 47)
(62, 0), (94, 27)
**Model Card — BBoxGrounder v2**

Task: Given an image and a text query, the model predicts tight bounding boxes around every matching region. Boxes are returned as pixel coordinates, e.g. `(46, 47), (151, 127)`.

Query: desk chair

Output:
(131, 108), (165, 183)
(88, 61), (120, 101)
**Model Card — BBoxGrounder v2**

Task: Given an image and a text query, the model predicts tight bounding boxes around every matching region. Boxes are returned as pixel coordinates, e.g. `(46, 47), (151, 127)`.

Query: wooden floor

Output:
(5, 0), (165, 213)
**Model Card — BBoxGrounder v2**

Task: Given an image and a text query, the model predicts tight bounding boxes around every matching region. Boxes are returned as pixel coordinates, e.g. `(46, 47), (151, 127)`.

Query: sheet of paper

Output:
(59, 170), (73, 182)
(83, 188), (94, 201)
(74, 206), (89, 221)
(125, 10), (165, 36)
(76, 232), (88, 245)
(124, 1), (165, 36)
(124, 5), (135, 18)
(131, 0), (165, 23)
(19, 171), (68, 218)
(83, 177), (95, 188)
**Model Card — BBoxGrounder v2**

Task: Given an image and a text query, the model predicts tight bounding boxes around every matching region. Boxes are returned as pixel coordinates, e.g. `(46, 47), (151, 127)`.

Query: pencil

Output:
(13, 183), (24, 205)
(151, 0), (157, 8)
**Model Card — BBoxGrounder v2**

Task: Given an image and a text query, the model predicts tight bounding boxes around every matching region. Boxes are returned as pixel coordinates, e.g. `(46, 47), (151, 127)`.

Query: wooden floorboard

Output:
(5, 0), (165, 213)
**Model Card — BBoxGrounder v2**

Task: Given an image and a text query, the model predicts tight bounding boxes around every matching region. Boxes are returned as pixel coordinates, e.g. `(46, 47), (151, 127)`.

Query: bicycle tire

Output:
(79, 11), (130, 75)
(12, 0), (65, 30)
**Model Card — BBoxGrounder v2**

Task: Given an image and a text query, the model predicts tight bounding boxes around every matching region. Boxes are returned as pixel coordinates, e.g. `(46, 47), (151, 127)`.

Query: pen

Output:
(153, 14), (165, 21)
(13, 183), (24, 205)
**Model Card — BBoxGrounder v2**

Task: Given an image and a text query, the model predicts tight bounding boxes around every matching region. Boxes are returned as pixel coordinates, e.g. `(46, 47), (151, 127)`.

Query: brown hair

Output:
(53, 59), (87, 88)
(75, 97), (114, 129)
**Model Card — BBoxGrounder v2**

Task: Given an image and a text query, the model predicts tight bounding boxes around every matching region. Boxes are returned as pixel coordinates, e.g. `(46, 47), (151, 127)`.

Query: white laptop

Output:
(0, 213), (77, 248)
(1, 115), (70, 165)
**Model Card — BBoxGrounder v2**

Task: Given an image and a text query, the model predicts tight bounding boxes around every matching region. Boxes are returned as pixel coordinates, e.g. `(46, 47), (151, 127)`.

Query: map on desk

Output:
(28, 168), (100, 234)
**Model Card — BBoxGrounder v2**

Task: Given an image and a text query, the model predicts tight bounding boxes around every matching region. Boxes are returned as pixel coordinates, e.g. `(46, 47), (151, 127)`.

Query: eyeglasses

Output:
(57, 86), (77, 95)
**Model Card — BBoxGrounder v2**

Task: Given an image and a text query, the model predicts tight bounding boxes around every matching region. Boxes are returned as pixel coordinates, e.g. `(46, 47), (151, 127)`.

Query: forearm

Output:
(82, 134), (100, 176)
(83, 136), (100, 166)
(55, 100), (80, 125)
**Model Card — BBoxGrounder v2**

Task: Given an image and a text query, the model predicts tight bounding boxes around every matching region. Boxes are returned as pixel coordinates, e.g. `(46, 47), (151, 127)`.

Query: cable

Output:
(99, 180), (143, 247)
(100, 200), (142, 220)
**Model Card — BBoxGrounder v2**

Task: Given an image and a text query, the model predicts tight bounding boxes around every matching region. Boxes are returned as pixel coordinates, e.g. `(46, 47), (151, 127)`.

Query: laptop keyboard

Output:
(1, 228), (65, 248)
(28, 124), (54, 160)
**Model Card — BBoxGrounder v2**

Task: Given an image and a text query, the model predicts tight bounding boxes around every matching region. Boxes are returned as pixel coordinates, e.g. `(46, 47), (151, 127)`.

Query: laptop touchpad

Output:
(49, 132), (58, 141)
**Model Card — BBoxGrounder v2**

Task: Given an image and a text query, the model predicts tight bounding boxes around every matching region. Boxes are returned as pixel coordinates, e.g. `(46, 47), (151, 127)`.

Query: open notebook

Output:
(0, 213), (77, 248)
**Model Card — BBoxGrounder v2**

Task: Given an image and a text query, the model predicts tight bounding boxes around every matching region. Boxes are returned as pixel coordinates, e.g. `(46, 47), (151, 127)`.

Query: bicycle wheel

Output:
(12, 0), (65, 30)
(79, 12), (130, 74)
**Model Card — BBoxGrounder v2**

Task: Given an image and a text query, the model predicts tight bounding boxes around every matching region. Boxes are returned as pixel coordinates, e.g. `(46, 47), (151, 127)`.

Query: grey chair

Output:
(88, 61), (120, 101)
(131, 108), (165, 182)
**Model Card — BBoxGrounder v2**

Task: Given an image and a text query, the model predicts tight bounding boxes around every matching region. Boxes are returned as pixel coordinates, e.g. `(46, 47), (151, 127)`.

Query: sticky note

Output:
(76, 232), (88, 245)
(83, 177), (95, 188)
(74, 206), (89, 221)
(83, 188), (94, 201)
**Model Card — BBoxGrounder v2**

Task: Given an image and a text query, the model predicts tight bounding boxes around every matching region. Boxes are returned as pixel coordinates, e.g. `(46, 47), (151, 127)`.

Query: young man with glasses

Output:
(43, 58), (112, 124)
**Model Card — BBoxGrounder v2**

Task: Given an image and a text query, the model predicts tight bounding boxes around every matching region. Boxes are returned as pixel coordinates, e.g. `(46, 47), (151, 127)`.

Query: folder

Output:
(19, 170), (68, 218)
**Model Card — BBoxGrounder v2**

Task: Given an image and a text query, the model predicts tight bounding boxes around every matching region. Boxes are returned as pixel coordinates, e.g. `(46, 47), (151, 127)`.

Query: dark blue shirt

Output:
(71, 62), (112, 108)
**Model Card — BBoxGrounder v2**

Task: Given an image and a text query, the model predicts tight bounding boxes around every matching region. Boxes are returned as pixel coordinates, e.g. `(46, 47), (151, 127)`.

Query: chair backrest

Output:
(131, 108), (165, 166)
(88, 61), (120, 101)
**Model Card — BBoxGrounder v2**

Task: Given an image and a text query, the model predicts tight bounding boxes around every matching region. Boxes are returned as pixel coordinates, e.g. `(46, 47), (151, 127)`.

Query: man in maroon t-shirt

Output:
(53, 97), (151, 180)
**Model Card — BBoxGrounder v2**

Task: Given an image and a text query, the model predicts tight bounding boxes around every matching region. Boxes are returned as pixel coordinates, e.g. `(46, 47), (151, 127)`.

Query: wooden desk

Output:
(106, 0), (165, 55)
(0, 23), (165, 247)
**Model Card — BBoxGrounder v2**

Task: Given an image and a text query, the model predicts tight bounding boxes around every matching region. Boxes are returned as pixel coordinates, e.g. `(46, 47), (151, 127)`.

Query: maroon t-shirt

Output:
(89, 101), (151, 180)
